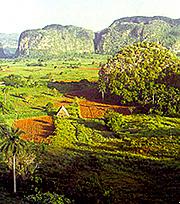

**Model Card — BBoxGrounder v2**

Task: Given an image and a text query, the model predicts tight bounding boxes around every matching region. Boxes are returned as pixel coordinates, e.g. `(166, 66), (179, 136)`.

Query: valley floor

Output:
(0, 57), (179, 203)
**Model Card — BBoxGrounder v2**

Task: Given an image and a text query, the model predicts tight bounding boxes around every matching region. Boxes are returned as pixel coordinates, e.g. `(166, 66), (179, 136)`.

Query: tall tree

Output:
(0, 125), (26, 193)
(98, 41), (180, 115)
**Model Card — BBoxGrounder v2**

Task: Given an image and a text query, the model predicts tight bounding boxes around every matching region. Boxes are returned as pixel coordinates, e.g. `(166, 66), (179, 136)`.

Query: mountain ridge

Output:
(2, 15), (180, 58)
(110, 16), (180, 26)
(0, 42), (6, 58)
(95, 16), (180, 54)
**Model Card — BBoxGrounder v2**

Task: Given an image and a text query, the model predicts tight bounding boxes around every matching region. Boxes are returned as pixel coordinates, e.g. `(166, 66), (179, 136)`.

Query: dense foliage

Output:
(35, 111), (179, 204)
(0, 96), (179, 204)
(99, 42), (180, 116)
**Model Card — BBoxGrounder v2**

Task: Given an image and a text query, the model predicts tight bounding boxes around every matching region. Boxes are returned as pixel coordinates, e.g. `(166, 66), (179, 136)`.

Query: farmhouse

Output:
(57, 106), (70, 117)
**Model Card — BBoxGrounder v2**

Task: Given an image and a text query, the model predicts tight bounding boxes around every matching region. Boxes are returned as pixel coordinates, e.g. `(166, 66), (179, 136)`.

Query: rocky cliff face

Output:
(16, 24), (95, 57)
(16, 16), (180, 57)
(95, 16), (180, 54)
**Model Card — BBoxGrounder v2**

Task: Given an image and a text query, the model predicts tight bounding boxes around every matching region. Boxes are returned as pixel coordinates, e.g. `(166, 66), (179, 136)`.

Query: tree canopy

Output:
(98, 41), (180, 115)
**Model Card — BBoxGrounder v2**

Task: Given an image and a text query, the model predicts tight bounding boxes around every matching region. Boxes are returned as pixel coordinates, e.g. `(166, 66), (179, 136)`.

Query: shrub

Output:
(23, 192), (71, 204)
(45, 102), (54, 115)
(2, 74), (25, 87)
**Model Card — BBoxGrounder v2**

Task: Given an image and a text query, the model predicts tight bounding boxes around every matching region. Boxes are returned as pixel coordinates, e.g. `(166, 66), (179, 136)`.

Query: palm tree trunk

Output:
(101, 91), (105, 101)
(13, 154), (16, 193)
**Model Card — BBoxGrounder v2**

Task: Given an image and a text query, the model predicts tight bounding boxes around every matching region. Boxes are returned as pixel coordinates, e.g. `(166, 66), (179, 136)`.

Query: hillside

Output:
(16, 24), (95, 58)
(0, 33), (19, 57)
(95, 16), (180, 54)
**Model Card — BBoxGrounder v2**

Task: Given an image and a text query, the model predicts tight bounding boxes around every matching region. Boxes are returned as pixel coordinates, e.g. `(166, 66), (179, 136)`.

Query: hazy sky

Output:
(1, 0), (180, 33)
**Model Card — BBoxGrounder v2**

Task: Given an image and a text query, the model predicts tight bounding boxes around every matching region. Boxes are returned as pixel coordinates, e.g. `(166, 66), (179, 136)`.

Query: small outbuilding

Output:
(56, 106), (70, 117)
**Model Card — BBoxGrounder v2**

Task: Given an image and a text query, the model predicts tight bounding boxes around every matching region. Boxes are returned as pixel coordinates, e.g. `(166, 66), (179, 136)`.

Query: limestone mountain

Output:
(0, 43), (7, 58)
(95, 16), (180, 54)
(0, 33), (19, 57)
(16, 24), (95, 57)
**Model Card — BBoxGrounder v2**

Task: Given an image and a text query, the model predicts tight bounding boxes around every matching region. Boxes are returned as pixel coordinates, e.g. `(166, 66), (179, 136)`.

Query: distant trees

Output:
(0, 87), (14, 114)
(45, 102), (55, 115)
(2, 74), (43, 88)
(98, 42), (180, 116)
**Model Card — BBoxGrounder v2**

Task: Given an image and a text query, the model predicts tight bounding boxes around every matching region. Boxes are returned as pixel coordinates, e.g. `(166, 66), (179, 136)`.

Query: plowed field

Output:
(79, 100), (130, 118)
(14, 116), (54, 143)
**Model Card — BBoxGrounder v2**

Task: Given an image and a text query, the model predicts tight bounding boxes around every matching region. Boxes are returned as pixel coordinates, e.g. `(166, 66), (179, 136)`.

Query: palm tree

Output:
(0, 125), (26, 193)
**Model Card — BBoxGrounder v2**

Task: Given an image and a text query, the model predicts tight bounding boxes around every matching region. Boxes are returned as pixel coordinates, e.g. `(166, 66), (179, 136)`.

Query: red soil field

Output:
(14, 116), (54, 143)
(79, 100), (130, 118)
(53, 100), (71, 107)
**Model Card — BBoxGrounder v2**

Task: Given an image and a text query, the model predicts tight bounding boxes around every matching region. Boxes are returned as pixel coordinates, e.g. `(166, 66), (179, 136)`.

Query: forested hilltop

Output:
(95, 16), (180, 54)
(14, 16), (180, 58)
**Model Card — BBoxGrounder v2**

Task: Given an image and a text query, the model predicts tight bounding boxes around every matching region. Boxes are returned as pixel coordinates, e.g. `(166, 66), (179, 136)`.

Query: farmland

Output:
(0, 55), (106, 120)
(0, 54), (179, 203)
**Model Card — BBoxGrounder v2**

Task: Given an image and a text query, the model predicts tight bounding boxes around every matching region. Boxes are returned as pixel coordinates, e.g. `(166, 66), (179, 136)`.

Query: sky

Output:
(1, 0), (180, 33)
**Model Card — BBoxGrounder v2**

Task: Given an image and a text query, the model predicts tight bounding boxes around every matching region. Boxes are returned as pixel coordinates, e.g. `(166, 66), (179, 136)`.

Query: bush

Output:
(2, 74), (25, 87)
(23, 192), (71, 204)
(104, 110), (126, 133)
(45, 102), (54, 115)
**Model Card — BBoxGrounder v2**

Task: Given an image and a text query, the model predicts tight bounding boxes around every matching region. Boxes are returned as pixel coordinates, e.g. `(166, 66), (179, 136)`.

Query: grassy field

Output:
(0, 55), (179, 204)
